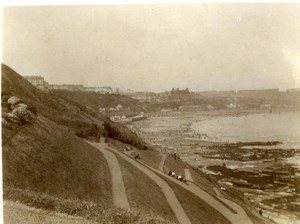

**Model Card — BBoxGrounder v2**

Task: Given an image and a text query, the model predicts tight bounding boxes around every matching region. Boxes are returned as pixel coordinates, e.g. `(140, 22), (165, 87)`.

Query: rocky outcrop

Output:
(2, 96), (35, 126)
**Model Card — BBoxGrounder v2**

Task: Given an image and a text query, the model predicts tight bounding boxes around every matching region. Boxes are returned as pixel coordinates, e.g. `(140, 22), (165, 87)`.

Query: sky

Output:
(2, 4), (300, 92)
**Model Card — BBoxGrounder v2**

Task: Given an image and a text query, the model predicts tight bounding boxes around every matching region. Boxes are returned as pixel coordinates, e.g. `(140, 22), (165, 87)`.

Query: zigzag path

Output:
(89, 142), (192, 224)
(106, 142), (253, 224)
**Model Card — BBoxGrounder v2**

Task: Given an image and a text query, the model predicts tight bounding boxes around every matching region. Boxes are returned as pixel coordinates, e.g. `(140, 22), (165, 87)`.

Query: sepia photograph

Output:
(1, 1), (300, 224)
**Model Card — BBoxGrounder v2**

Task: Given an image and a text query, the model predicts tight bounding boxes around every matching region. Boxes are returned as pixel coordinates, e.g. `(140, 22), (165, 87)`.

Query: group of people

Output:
(168, 170), (187, 183)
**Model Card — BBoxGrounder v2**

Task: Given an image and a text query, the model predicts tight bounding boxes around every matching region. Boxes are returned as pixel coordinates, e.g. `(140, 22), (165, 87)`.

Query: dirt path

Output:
(92, 143), (192, 224)
(158, 154), (167, 172)
(91, 142), (252, 224)
(3, 201), (97, 224)
(90, 142), (130, 209)
(184, 169), (193, 182)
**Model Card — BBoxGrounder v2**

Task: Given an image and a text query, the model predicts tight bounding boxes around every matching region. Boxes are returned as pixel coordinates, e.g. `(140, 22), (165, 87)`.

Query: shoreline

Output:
(126, 111), (300, 223)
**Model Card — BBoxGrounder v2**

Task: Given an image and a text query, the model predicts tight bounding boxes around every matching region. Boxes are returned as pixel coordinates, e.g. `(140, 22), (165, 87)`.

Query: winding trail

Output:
(91, 142), (253, 224)
(158, 154), (167, 172)
(92, 142), (130, 209)
(90, 142), (191, 224)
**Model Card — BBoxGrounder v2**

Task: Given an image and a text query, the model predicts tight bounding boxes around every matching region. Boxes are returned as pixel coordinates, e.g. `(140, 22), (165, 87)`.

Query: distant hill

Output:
(52, 89), (145, 112)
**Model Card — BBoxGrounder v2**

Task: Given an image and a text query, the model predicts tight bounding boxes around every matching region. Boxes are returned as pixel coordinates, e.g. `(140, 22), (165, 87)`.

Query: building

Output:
(83, 86), (113, 93)
(49, 84), (84, 91)
(170, 88), (191, 101)
(127, 92), (157, 102)
(24, 76), (49, 91)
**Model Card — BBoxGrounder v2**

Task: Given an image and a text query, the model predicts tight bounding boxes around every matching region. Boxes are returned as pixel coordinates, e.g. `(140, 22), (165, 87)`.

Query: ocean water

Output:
(191, 112), (300, 149)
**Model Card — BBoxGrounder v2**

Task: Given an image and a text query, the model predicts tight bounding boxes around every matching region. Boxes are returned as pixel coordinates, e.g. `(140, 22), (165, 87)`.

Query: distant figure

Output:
(168, 170), (172, 176)
(177, 175), (183, 181)
(174, 153), (177, 160)
(134, 153), (140, 159)
(259, 208), (263, 216)
(171, 171), (176, 177)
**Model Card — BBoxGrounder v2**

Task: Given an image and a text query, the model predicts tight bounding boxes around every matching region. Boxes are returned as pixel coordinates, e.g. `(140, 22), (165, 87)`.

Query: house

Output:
(24, 76), (49, 91)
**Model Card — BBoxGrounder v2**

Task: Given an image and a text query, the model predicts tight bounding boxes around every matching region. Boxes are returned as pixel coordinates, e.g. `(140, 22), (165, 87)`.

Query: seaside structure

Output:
(24, 76), (49, 91)
(49, 85), (113, 93)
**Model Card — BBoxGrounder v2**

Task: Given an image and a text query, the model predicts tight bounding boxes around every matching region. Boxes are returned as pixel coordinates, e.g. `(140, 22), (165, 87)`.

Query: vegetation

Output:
(4, 187), (175, 224)
(115, 153), (177, 222)
(1, 63), (148, 147)
(162, 177), (231, 224)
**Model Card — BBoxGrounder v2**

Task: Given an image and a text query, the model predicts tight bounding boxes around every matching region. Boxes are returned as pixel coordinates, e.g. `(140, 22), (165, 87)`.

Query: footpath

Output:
(90, 142), (192, 224)
(156, 153), (252, 224)
(103, 143), (253, 224)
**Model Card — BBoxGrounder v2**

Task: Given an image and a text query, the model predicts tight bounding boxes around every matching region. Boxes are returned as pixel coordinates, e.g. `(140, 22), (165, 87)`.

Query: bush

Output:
(104, 121), (147, 150)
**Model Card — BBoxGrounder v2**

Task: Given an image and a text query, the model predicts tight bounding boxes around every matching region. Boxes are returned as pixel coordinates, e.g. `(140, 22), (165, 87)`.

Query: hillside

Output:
(2, 64), (115, 204)
(1, 64), (150, 198)
(1, 64), (176, 223)
(2, 64), (147, 149)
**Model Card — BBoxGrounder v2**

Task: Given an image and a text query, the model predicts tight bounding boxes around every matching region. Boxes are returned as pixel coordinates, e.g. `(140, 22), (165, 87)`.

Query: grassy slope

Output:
(4, 187), (175, 224)
(3, 115), (112, 205)
(164, 156), (188, 177)
(163, 177), (231, 224)
(2, 64), (147, 148)
(115, 153), (177, 222)
(1, 64), (177, 223)
(110, 139), (162, 168)
(2, 64), (114, 204)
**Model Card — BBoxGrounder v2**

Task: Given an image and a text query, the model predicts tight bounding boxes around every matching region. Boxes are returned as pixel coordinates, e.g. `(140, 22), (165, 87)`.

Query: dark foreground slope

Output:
(2, 65), (112, 205)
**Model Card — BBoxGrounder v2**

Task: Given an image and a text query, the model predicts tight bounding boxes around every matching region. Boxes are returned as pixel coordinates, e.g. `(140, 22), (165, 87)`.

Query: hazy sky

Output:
(2, 4), (300, 92)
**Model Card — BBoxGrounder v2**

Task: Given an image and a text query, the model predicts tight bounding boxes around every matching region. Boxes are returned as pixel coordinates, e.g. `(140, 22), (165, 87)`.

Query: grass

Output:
(164, 155), (188, 177)
(138, 150), (163, 170)
(3, 115), (112, 205)
(115, 153), (177, 223)
(2, 63), (148, 147)
(188, 166), (220, 196)
(4, 187), (175, 224)
(110, 139), (163, 169)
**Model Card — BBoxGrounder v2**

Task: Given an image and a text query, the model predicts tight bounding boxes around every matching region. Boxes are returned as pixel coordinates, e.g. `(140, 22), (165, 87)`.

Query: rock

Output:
(7, 96), (22, 106)
(2, 99), (35, 126)
(4, 112), (21, 124)
(12, 103), (34, 124)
